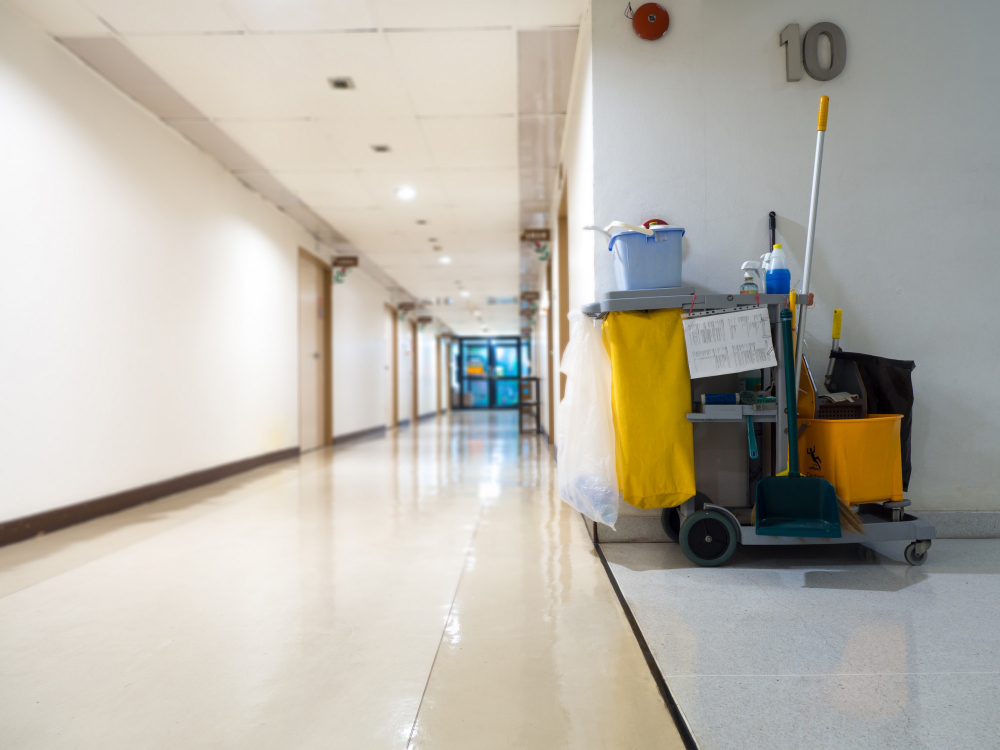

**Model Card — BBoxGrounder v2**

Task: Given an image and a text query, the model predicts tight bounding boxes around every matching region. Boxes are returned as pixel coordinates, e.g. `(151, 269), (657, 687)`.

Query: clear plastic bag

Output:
(557, 310), (619, 528)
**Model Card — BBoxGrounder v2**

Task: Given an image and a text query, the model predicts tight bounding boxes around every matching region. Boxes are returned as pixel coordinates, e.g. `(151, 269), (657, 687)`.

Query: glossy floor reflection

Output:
(603, 539), (1000, 750)
(0, 412), (682, 749)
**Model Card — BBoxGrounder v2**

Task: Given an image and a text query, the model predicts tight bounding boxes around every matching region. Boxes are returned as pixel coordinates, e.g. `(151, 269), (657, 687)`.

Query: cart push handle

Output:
(817, 95), (829, 131)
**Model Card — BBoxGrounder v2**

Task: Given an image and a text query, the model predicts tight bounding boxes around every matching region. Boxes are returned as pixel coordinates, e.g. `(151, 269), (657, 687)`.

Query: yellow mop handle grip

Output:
(817, 95), (829, 131)
(831, 308), (842, 339)
(789, 290), (797, 344)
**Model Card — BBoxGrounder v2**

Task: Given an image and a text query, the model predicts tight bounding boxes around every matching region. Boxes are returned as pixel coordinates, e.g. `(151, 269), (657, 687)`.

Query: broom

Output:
(752, 122), (865, 536)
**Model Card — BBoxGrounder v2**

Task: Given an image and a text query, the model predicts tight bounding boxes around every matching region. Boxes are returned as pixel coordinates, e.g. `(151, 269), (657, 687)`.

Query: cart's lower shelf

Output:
(687, 405), (777, 423)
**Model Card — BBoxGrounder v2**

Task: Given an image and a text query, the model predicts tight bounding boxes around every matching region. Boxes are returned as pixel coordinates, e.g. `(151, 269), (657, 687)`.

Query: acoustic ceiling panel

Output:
(227, 0), (374, 32)
(84, 0), (244, 34)
(386, 30), (516, 117)
(420, 117), (518, 170)
(8, 0), (108, 35)
(219, 120), (348, 172)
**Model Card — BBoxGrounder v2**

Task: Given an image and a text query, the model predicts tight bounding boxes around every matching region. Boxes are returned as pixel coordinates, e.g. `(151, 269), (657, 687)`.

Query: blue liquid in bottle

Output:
(765, 268), (790, 294)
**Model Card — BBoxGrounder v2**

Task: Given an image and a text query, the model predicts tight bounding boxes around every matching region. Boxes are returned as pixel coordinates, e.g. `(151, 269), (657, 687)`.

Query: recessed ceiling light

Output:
(438, 256), (452, 265)
(395, 185), (416, 201)
(416, 219), (427, 225)
(328, 77), (355, 90)
(460, 290), (471, 297)
(432, 245), (442, 251)
(428, 237), (438, 242)
(371, 144), (390, 153)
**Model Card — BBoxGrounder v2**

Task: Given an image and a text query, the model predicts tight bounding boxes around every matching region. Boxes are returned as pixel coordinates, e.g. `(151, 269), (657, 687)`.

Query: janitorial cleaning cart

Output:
(583, 289), (933, 567)
(571, 96), (934, 567)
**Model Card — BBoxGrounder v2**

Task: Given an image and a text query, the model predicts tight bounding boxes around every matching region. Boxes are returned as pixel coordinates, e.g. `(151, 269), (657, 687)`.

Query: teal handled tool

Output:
(754, 309), (842, 538)
(746, 416), (758, 459)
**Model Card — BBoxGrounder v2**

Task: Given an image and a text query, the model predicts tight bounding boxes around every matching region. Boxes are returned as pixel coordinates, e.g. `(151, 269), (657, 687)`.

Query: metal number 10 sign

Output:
(780, 23), (846, 82)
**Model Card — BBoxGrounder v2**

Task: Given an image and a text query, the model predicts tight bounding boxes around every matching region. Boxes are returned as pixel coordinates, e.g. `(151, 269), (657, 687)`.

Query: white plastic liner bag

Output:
(557, 309), (619, 528)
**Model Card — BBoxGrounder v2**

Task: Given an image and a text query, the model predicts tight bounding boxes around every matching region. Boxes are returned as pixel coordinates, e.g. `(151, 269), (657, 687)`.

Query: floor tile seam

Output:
(595, 538), (700, 750)
(404, 503), (485, 750)
(0, 464), (317, 601)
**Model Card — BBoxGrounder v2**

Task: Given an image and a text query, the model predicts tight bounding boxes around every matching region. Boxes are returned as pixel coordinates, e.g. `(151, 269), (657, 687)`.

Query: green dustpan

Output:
(755, 309), (842, 538)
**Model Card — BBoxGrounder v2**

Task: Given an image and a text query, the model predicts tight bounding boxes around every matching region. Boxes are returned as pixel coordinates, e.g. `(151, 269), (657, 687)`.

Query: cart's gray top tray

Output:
(583, 288), (788, 315)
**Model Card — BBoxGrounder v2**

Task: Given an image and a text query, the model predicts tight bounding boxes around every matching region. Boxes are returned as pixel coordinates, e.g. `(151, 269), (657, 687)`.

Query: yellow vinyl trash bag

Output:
(797, 415), (904, 504)
(602, 309), (696, 508)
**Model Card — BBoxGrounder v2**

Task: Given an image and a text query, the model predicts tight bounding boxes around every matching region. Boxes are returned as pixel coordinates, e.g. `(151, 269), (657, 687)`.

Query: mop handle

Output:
(781, 309), (800, 477)
(793, 96), (829, 400)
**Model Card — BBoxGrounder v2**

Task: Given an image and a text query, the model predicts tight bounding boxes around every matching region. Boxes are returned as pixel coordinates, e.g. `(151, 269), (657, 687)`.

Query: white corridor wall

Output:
(332, 269), (391, 438)
(0, 3), (309, 523)
(588, 0), (1000, 511)
(418, 330), (437, 416)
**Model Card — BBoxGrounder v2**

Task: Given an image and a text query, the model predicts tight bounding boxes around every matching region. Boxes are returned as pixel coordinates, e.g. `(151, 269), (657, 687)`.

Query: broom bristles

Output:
(839, 499), (867, 535)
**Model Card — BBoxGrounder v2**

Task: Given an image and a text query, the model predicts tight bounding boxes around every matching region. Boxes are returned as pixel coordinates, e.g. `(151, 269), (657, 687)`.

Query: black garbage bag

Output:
(831, 351), (916, 491)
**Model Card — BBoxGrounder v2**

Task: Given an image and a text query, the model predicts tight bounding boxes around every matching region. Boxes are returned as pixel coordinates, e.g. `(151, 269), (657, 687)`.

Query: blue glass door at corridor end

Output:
(453, 337), (525, 409)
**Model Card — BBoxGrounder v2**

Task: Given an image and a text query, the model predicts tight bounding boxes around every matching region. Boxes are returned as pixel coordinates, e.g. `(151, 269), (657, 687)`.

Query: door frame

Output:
(557, 183), (570, 403)
(298, 248), (332, 448)
(411, 320), (419, 424)
(546, 261), (555, 442)
(386, 304), (398, 428)
(436, 335), (443, 415)
(454, 336), (522, 409)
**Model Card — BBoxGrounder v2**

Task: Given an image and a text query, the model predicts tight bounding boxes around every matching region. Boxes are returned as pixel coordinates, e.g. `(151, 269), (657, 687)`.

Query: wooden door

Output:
(298, 250), (330, 451)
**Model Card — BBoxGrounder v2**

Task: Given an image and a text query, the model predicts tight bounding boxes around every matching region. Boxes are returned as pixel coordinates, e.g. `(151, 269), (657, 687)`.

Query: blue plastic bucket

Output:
(608, 225), (684, 291)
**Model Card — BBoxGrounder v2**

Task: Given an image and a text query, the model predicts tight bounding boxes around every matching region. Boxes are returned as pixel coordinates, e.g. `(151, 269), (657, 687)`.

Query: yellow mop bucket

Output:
(796, 415), (904, 504)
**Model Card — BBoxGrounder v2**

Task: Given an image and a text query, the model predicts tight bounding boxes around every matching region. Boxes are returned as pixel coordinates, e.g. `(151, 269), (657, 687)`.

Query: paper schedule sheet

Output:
(682, 307), (777, 379)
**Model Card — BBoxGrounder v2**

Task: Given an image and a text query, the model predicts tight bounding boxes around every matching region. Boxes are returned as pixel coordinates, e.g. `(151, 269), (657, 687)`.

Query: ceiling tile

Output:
(255, 33), (414, 119)
(219, 120), (348, 171)
(372, 0), (512, 29)
(439, 169), (518, 205)
(453, 203), (519, 233)
(518, 28), (578, 114)
(10, 0), (107, 34)
(421, 117), (516, 169)
(84, 0), (244, 33)
(319, 206), (461, 244)
(128, 35), (303, 119)
(319, 116), (432, 170)
(515, 0), (586, 28)
(357, 170), (449, 207)
(386, 30), (516, 117)
(227, 0), (374, 32)
(276, 171), (375, 208)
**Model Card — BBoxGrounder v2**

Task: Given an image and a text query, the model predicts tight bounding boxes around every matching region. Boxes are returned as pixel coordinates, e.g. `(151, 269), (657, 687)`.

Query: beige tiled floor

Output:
(0, 412), (683, 749)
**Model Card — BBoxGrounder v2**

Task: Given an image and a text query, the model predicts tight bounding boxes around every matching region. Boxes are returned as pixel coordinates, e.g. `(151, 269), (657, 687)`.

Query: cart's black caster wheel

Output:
(679, 510), (738, 567)
(904, 542), (928, 566)
(661, 507), (680, 542)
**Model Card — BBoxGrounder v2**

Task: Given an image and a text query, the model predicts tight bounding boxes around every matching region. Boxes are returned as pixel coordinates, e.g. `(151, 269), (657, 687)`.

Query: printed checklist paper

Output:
(681, 307), (777, 379)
